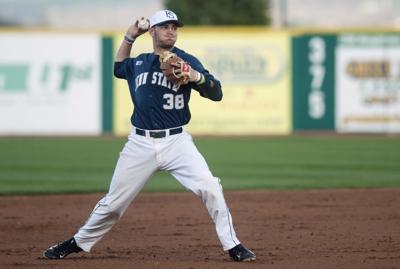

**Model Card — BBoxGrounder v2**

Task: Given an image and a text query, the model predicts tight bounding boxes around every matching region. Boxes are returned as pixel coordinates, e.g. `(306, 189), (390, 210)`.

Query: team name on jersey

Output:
(135, 72), (179, 92)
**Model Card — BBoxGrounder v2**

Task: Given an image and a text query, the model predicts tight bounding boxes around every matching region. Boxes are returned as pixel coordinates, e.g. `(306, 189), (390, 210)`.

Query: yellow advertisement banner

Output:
(113, 29), (291, 136)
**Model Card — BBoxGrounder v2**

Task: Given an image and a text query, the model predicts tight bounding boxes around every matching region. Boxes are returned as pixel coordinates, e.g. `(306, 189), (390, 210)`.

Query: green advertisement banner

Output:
(292, 34), (336, 130)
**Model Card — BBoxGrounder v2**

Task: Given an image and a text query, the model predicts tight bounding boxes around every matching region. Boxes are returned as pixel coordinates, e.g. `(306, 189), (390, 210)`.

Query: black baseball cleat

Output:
(228, 244), (256, 262)
(43, 237), (83, 259)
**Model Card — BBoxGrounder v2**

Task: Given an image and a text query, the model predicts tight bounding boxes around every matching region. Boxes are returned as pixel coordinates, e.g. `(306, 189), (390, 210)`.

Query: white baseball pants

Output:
(74, 127), (240, 251)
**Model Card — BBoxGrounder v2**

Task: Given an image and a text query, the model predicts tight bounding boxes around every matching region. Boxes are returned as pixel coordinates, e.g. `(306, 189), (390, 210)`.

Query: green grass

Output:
(0, 136), (400, 195)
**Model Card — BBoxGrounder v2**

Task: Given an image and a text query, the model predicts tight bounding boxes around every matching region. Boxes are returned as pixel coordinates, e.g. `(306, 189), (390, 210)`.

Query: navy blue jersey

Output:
(114, 47), (222, 130)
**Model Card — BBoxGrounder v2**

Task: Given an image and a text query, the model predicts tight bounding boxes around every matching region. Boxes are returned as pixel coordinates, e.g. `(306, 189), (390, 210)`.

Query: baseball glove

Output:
(159, 51), (190, 87)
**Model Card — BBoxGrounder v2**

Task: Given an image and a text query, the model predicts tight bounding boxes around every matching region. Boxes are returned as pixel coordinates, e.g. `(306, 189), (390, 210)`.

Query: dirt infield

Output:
(1, 189), (400, 269)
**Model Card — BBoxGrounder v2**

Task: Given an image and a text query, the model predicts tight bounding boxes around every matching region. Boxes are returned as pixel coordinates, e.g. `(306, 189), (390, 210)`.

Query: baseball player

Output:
(43, 10), (256, 262)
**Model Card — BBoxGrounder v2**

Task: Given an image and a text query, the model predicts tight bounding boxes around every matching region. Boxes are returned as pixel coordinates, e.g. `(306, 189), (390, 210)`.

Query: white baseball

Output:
(138, 18), (149, 30)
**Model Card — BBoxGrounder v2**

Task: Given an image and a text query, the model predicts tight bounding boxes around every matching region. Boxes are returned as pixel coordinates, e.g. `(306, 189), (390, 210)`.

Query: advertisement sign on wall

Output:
(0, 33), (101, 135)
(336, 34), (400, 133)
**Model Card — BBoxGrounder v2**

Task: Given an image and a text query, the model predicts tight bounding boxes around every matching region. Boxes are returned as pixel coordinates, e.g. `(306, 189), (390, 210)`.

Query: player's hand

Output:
(126, 18), (149, 39)
(172, 62), (202, 83)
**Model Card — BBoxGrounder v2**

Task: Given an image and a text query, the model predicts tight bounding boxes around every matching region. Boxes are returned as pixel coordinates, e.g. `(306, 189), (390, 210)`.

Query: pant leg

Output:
(74, 132), (158, 252)
(161, 131), (240, 251)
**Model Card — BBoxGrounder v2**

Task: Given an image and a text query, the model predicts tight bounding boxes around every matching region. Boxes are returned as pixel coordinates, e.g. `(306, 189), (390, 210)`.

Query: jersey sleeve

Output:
(186, 55), (223, 102)
(114, 58), (135, 80)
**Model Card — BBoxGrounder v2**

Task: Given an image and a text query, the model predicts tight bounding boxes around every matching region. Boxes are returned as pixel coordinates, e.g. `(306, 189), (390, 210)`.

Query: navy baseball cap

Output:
(150, 10), (184, 28)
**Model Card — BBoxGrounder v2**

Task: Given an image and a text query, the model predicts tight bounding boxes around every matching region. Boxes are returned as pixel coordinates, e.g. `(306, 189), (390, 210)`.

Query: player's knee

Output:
(90, 204), (124, 224)
(96, 199), (126, 219)
(108, 203), (129, 219)
(197, 177), (223, 203)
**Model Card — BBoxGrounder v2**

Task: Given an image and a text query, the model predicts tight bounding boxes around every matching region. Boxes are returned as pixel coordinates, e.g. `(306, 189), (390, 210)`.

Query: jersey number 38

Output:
(163, 93), (184, 110)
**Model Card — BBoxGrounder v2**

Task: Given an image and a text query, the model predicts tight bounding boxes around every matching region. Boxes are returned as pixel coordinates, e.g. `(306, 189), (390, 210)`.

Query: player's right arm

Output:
(114, 20), (148, 79)
(115, 20), (147, 62)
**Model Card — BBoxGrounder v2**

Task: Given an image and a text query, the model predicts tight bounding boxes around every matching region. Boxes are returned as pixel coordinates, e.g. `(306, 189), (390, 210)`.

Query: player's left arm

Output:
(180, 55), (222, 101)
(191, 72), (222, 101)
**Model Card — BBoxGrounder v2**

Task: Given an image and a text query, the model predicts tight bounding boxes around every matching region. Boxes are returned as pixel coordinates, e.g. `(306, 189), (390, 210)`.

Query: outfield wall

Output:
(0, 29), (399, 135)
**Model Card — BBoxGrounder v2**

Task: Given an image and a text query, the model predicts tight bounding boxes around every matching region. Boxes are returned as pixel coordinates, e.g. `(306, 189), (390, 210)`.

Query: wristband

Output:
(196, 73), (206, 85)
(124, 35), (136, 45)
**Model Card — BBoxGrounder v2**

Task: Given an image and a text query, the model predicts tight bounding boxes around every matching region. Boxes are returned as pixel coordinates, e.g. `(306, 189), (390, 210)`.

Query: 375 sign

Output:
(308, 37), (326, 120)
(292, 34), (336, 131)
